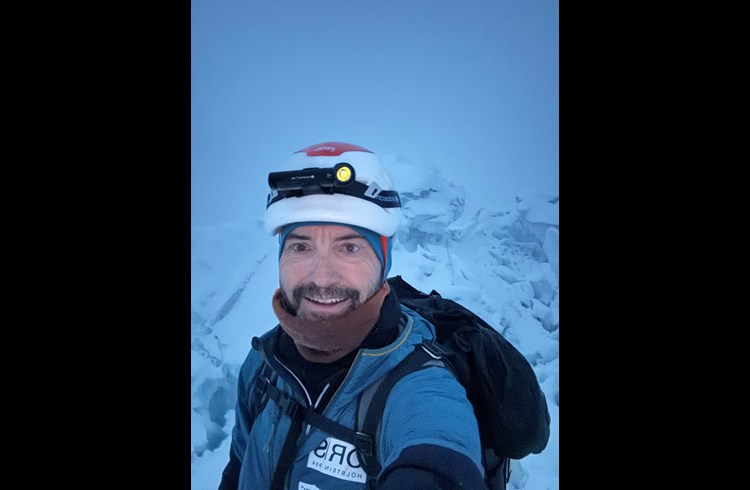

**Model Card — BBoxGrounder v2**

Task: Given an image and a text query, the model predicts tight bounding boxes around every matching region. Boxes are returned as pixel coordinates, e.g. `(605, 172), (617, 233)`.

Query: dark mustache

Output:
(293, 283), (360, 304)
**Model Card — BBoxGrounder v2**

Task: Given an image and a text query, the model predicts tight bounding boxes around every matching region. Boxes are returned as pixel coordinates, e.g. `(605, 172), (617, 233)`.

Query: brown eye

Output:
(344, 244), (360, 253)
(289, 242), (308, 252)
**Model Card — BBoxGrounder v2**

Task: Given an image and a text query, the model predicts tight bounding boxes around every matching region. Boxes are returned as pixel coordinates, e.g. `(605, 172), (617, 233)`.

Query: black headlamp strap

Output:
(266, 180), (401, 209)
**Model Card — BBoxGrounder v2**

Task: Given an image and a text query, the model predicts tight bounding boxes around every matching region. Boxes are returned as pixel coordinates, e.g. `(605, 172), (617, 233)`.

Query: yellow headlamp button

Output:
(336, 166), (352, 182)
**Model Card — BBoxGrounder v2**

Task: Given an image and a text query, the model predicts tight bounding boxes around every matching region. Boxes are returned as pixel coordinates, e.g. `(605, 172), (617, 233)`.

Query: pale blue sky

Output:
(191, 0), (559, 228)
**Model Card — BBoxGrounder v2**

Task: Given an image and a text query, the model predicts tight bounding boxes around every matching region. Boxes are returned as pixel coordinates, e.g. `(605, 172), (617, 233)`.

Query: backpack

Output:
(252, 275), (551, 489)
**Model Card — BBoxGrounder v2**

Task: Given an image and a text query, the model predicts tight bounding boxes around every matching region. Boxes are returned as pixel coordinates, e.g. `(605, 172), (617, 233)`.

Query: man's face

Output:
(279, 225), (382, 320)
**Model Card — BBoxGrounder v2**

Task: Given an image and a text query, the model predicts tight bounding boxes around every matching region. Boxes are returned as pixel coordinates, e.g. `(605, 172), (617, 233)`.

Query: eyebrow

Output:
(335, 234), (368, 242)
(285, 232), (311, 241)
(286, 232), (367, 242)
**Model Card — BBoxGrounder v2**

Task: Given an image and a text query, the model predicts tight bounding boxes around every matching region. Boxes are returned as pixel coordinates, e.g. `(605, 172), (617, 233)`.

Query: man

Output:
(219, 142), (486, 489)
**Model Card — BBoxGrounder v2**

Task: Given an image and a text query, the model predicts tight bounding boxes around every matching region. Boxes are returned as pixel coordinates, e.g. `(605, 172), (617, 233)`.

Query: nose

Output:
(306, 249), (341, 286)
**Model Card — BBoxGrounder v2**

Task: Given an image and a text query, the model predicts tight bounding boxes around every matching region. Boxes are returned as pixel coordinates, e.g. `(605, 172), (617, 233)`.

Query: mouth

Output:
(303, 296), (347, 306)
(289, 284), (360, 319)
(299, 295), (352, 318)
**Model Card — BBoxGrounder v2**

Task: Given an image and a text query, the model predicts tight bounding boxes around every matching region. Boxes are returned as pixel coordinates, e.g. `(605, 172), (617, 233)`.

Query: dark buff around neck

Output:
(272, 281), (390, 363)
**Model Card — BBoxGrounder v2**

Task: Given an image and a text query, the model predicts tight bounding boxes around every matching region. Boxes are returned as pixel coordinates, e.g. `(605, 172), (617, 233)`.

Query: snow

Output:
(191, 154), (559, 489)
(191, 0), (558, 487)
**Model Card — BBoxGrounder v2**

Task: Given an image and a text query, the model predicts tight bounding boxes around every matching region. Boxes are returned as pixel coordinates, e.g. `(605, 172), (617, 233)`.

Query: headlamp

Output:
(268, 163), (355, 192)
(266, 163), (401, 209)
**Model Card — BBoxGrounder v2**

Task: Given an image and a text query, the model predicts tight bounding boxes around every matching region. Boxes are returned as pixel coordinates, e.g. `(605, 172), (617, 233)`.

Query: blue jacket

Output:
(228, 304), (485, 489)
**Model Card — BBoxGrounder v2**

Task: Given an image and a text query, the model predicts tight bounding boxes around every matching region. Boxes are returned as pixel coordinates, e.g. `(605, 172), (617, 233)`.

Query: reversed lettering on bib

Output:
(306, 437), (366, 483)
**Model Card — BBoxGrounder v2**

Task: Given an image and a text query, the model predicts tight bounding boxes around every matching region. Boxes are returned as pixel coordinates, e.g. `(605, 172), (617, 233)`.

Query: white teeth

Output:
(306, 296), (344, 304)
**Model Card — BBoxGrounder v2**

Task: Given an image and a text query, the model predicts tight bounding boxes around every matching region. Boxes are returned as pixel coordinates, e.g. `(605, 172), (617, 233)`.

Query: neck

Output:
(272, 281), (390, 363)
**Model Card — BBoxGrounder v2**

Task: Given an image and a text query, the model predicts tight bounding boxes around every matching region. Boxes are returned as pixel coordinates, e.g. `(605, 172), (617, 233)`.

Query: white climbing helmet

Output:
(263, 142), (402, 237)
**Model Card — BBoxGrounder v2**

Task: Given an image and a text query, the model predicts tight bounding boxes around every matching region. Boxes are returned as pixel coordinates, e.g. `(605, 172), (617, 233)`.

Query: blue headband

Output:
(278, 221), (392, 281)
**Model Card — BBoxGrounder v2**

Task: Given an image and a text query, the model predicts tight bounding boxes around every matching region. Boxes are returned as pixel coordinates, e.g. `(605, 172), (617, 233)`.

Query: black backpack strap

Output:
(261, 376), (376, 454)
(270, 402), (305, 490)
(250, 361), (276, 420)
(254, 361), (378, 487)
(483, 447), (511, 490)
(253, 342), (450, 488)
(356, 342), (446, 485)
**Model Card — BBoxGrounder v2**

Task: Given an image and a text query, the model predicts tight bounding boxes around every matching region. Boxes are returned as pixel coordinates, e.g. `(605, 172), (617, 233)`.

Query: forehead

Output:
(286, 224), (365, 240)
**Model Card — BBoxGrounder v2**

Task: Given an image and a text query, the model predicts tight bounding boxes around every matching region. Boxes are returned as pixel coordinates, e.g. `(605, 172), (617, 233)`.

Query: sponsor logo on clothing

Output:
(299, 483), (321, 490)
(306, 437), (366, 483)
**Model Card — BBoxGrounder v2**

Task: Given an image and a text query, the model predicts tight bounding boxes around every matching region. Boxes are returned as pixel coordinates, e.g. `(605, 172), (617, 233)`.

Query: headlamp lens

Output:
(335, 164), (352, 183)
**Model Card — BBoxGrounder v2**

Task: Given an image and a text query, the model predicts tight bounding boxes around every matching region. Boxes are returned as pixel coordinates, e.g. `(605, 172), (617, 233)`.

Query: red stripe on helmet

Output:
(295, 142), (374, 156)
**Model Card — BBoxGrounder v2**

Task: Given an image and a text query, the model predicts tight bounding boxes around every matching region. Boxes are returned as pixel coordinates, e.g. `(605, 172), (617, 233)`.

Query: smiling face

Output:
(279, 225), (383, 321)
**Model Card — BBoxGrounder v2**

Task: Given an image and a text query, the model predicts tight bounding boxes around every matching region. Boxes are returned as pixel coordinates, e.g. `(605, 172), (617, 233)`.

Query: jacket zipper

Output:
(317, 313), (411, 418)
(257, 348), (314, 483)
(318, 350), (364, 417)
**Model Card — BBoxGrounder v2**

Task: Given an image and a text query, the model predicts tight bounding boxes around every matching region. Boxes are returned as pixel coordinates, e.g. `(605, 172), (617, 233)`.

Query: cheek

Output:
(278, 256), (303, 288)
(355, 259), (380, 280)
(347, 256), (382, 294)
